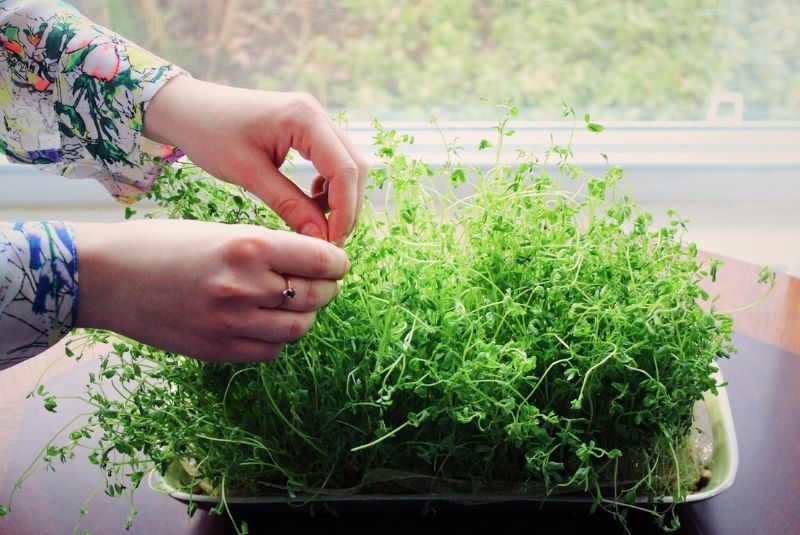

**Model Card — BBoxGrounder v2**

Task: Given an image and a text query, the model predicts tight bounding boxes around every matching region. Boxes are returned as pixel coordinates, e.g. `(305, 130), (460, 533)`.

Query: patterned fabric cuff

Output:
(48, 15), (191, 202)
(0, 1), (189, 202)
(94, 66), (190, 203)
(0, 221), (78, 368)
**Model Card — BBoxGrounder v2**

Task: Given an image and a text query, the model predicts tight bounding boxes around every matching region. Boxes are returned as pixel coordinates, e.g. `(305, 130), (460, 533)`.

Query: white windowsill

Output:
(1, 121), (798, 273)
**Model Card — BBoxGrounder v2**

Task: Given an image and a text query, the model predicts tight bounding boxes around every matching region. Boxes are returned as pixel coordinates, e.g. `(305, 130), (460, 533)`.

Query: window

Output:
(2, 0), (799, 272)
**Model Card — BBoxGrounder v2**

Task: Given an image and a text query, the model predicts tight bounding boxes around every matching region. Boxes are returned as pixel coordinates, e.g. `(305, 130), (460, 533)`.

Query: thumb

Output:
(244, 158), (329, 241)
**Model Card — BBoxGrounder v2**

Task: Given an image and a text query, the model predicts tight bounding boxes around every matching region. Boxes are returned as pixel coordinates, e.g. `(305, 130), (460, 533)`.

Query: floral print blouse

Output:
(0, 0), (186, 368)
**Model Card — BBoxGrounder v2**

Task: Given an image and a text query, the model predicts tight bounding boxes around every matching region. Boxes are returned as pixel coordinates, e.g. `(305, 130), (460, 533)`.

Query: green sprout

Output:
(4, 105), (774, 534)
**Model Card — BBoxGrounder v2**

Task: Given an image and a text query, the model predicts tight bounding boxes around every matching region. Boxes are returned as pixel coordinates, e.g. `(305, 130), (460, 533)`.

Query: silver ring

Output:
(280, 275), (296, 308)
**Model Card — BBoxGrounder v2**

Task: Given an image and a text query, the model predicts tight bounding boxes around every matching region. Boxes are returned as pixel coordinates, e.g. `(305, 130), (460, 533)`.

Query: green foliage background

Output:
(73, 0), (799, 120)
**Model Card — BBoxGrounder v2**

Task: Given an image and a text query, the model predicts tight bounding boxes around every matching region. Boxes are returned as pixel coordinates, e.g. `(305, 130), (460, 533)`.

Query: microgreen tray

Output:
(158, 374), (737, 511)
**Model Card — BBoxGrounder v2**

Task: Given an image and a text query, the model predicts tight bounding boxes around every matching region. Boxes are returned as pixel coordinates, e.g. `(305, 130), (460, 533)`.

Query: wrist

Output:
(72, 222), (123, 331)
(142, 74), (197, 147)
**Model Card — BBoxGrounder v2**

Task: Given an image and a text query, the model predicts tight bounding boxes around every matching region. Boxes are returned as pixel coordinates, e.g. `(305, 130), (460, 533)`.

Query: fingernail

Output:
(300, 223), (325, 240)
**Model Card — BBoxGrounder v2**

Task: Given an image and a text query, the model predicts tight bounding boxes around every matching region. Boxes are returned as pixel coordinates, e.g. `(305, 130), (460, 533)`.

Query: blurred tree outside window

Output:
(72, 0), (799, 121)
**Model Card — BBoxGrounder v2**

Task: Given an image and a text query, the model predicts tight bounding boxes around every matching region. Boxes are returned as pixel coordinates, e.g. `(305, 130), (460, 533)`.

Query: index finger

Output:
(292, 109), (358, 246)
(321, 114), (368, 229)
(262, 228), (350, 280)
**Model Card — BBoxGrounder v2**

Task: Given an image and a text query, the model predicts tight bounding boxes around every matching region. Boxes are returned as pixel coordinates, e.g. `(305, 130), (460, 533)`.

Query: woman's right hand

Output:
(143, 78), (369, 247)
(71, 220), (349, 363)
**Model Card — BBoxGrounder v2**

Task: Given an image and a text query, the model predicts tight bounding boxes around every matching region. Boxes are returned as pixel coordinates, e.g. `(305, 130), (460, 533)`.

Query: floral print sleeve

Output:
(0, 1), (188, 365)
(0, 0), (187, 198)
(0, 221), (77, 368)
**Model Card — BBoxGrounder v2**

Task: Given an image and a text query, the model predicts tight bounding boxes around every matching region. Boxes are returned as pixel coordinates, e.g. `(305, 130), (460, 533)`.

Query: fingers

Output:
(246, 158), (330, 241)
(243, 93), (367, 246)
(294, 117), (358, 246)
(230, 308), (317, 344)
(320, 113), (369, 226)
(262, 230), (350, 280)
(281, 95), (368, 246)
(258, 272), (340, 312)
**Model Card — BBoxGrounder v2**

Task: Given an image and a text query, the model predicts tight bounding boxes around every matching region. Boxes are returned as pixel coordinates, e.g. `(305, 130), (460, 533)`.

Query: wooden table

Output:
(1, 256), (798, 535)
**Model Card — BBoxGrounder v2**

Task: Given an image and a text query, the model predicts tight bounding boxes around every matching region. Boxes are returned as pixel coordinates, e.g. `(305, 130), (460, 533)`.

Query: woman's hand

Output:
(142, 76), (368, 247)
(72, 220), (349, 363)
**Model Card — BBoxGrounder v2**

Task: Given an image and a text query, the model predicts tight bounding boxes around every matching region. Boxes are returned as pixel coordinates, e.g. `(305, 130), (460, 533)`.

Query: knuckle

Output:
(206, 278), (247, 304)
(209, 337), (238, 361)
(339, 162), (359, 181)
(232, 342), (260, 362)
(304, 282), (321, 310)
(212, 311), (237, 334)
(271, 196), (303, 222)
(286, 313), (313, 341)
(219, 235), (269, 266)
(354, 155), (369, 177)
(293, 91), (321, 109)
(311, 246), (334, 276)
(187, 339), (219, 364)
(202, 303), (239, 338)
(264, 344), (284, 361)
(281, 93), (319, 124)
